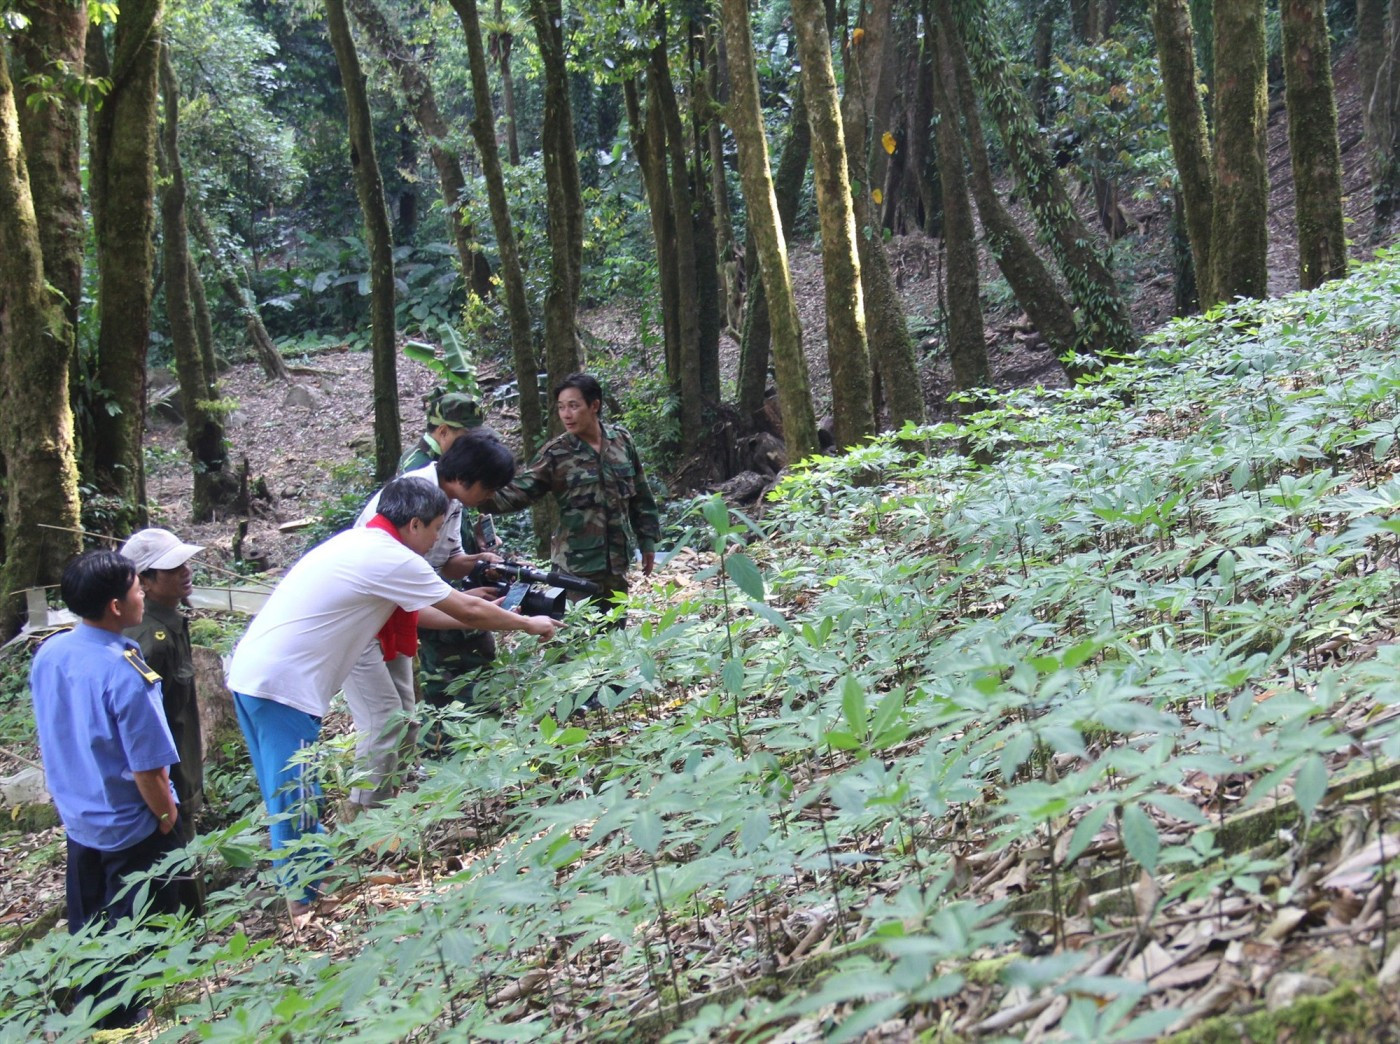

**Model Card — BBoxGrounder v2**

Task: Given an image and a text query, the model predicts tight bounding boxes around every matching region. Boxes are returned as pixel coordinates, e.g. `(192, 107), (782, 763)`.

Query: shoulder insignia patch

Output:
(123, 647), (162, 684)
(154, 630), (167, 641)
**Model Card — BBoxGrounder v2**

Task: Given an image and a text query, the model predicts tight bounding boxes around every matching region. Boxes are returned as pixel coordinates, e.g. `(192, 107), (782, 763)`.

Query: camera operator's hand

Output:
(521, 615), (562, 640)
(469, 552), (504, 569)
(464, 586), (504, 602)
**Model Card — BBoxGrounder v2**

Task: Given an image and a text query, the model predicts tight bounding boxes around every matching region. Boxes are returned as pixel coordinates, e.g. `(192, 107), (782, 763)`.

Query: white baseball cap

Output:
(120, 528), (205, 573)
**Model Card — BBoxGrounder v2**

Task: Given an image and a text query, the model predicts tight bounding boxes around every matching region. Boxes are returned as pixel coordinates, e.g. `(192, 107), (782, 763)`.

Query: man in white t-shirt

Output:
(342, 432), (513, 808)
(227, 476), (558, 918)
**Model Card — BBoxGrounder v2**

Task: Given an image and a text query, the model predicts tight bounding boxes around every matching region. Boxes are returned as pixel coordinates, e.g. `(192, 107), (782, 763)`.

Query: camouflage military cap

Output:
(427, 391), (483, 429)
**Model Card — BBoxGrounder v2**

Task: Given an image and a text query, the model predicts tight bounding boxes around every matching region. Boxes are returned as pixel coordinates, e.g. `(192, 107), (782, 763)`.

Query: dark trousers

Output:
(66, 826), (182, 1028)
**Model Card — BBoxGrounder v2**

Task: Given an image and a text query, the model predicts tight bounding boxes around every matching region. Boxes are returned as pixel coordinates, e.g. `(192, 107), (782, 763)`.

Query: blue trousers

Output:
(232, 692), (328, 902)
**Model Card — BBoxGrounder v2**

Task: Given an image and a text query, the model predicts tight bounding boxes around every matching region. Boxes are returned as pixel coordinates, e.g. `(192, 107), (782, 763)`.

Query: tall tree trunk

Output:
(325, 0), (400, 481)
(1357, 0), (1386, 240)
(908, 27), (941, 235)
(345, 0), (492, 298)
(1209, 0), (1269, 302)
(624, 76), (683, 395)
(529, 0), (583, 410)
(449, 0), (543, 452)
(491, 0), (521, 166)
(87, 0), (163, 532)
(791, 0), (875, 449)
(720, 0), (819, 459)
(701, 18), (737, 336)
(1367, 0), (1400, 231)
(159, 45), (231, 522)
(933, 1), (1080, 368)
(1151, 0), (1215, 306)
(649, 33), (706, 449)
(736, 81), (810, 425)
(950, 0), (1138, 367)
(12, 0), (86, 359)
(0, 47), (82, 636)
(449, 0), (552, 553)
(188, 235), (216, 378)
(1281, 0), (1346, 289)
(842, 0), (926, 430)
(189, 203), (291, 381)
(927, 19), (988, 404)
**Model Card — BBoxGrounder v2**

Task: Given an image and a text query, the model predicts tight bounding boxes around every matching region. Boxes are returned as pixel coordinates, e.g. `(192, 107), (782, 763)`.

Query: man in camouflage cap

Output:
(399, 388), (499, 706)
(399, 388), (485, 473)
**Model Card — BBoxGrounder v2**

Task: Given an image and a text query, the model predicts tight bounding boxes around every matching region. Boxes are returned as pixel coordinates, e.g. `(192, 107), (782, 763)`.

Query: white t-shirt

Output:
(227, 526), (453, 715)
(356, 462), (463, 570)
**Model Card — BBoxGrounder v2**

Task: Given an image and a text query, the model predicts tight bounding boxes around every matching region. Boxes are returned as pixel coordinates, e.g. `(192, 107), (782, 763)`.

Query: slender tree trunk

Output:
(449, 0), (543, 452)
(188, 236), (216, 378)
(325, 0), (400, 481)
(933, 1), (1079, 367)
(842, 0), (925, 429)
(1281, 0), (1346, 288)
(345, 0), (492, 298)
(950, 0), (1137, 366)
(0, 48), (82, 636)
(792, 0), (874, 449)
(650, 37), (707, 448)
(927, 21), (988, 403)
(492, 0), (521, 166)
(1151, 0), (1215, 306)
(189, 203), (291, 380)
(909, 28), (941, 235)
(1367, 0), (1400, 230)
(159, 45), (231, 521)
(87, 0), (163, 531)
(737, 81), (810, 424)
(702, 19), (737, 335)
(529, 0), (583, 409)
(720, 0), (819, 459)
(1357, 0), (1386, 239)
(1209, 0), (1269, 302)
(625, 77), (683, 392)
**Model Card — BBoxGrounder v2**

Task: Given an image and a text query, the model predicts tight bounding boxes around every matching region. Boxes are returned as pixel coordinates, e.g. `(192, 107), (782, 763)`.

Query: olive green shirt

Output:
(125, 602), (203, 812)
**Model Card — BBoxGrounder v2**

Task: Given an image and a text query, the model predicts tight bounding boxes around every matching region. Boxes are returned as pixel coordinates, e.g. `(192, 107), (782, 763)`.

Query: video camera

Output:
(468, 560), (601, 620)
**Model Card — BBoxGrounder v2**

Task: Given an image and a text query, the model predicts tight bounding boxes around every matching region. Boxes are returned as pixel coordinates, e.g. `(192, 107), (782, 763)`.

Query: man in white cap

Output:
(119, 528), (206, 870)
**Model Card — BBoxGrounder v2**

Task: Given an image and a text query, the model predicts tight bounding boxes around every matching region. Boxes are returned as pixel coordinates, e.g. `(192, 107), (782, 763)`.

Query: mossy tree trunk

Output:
(1357, 0), (1386, 241)
(159, 45), (232, 521)
(325, 0), (400, 482)
(1209, 0), (1269, 302)
(841, 0), (926, 430)
(951, 0), (1138, 368)
(720, 0), (819, 460)
(736, 79), (809, 426)
(347, 0), (492, 298)
(701, 18), (737, 339)
(0, 47), (82, 636)
(1281, 0), (1346, 289)
(932, 0), (1079, 369)
(87, 0), (163, 531)
(927, 14), (988, 405)
(791, 0), (874, 449)
(1151, 0), (1215, 305)
(491, 0), (520, 166)
(529, 0), (583, 416)
(12, 0), (86, 366)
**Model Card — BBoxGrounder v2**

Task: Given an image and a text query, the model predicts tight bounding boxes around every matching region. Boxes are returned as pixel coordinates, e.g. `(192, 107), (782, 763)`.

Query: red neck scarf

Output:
(366, 513), (419, 660)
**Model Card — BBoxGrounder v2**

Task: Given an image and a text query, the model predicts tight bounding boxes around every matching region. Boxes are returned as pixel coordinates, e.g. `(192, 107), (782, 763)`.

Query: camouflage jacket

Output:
(485, 422), (660, 579)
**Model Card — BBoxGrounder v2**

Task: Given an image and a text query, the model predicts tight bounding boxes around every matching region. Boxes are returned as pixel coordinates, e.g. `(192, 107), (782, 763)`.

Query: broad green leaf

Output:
(1294, 754), (1329, 820)
(999, 730), (1034, 779)
(724, 552), (766, 601)
(841, 675), (868, 736)
(869, 687), (906, 740)
(631, 810), (664, 856)
(1063, 802), (1114, 864)
(722, 656), (745, 695)
(1120, 804), (1160, 873)
(738, 810), (770, 852)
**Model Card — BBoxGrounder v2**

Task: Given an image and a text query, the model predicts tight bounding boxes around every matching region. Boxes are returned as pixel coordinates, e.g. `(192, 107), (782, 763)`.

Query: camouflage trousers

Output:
(567, 572), (630, 630)
(417, 628), (497, 707)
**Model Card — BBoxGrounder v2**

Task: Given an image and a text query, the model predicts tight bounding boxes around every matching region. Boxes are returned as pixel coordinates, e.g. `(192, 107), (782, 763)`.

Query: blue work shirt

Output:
(31, 623), (180, 851)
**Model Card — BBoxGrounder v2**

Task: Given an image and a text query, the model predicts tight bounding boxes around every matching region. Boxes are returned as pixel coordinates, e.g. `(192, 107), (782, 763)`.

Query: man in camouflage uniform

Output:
(400, 389), (501, 705)
(120, 527), (207, 910)
(485, 373), (661, 614)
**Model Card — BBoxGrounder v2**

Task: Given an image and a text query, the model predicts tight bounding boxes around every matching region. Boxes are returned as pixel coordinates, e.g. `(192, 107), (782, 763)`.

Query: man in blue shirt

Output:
(31, 550), (182, 1030)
